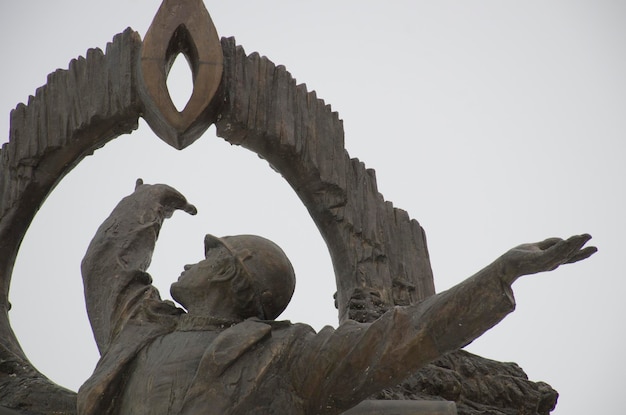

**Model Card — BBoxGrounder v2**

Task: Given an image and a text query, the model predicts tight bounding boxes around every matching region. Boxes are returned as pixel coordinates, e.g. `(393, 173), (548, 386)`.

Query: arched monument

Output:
(0, 1), (595, 414)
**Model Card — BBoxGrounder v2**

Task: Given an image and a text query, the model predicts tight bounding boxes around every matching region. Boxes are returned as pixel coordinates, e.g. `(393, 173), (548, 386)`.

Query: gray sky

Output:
(1, 1), (624, 414)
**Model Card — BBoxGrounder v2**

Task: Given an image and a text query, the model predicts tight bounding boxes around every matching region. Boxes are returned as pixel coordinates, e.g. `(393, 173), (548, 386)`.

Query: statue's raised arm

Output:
(81, 179), (197, 354)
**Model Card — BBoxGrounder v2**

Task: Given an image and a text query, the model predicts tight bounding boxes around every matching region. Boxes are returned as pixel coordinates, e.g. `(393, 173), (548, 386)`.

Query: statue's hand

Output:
(499, 234), (596, 284)
(134, 178), (197, 218)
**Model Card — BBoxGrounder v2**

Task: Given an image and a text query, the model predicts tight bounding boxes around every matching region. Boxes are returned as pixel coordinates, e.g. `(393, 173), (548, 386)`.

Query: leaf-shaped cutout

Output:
(167, 52), (194, 112)
(140, 0), (223, 149)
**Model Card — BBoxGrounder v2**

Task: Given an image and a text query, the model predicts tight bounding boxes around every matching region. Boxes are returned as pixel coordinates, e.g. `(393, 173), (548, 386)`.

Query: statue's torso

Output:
(119, 329), (220, 414)
(115, 318), (312, 415)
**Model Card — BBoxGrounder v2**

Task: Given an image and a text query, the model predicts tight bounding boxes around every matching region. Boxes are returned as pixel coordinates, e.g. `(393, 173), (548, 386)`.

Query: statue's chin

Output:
(170, 283), (184, 307)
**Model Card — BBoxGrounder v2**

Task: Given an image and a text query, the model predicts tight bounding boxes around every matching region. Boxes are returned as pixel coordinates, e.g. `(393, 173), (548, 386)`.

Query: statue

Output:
(76, 179), (594, 414)
(0, 0), (598, 414)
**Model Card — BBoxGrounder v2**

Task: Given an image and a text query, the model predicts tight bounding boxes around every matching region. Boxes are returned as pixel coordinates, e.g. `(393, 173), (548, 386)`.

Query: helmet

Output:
(204, 234), (296, 320)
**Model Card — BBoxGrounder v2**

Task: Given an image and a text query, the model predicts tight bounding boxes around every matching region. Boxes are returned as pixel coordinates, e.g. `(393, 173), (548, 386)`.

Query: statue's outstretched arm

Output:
(81, 180), (196, 354)
(419, 233), (596, 354)
(296, 234), (595, 413)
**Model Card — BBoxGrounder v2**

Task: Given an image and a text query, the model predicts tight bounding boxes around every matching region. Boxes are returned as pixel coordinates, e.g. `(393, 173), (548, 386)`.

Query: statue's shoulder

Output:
(244, 319), (317, 340)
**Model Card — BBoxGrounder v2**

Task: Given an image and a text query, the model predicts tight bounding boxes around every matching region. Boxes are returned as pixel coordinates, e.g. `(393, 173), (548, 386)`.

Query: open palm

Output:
(499, 234), (597, 284)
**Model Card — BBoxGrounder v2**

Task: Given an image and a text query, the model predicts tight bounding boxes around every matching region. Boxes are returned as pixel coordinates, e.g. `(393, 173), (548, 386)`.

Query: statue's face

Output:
(170, 243), (239, 311)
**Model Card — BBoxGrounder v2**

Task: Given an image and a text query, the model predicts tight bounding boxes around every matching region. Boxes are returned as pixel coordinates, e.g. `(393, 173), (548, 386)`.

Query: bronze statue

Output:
(0, 1), (598, 413)
(77, 179), (595, 414)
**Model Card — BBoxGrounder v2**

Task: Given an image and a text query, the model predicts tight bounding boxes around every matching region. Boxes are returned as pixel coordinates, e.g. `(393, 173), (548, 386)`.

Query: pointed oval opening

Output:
(165, 25), (199, 113)
(167, 53), (194, 112)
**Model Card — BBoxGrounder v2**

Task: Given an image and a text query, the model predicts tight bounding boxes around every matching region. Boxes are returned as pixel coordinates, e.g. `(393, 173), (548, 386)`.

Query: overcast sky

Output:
(1, 1), (624, 414)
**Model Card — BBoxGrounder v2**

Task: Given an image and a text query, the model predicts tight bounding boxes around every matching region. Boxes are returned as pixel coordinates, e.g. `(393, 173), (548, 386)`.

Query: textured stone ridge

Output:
(0, 29), (140, 221)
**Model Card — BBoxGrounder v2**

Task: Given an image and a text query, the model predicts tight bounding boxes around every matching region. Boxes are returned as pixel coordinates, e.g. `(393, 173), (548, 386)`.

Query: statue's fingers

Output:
(154, 185), (197, 215)
(540, 235), (584, 267)
(168, 200), (197, 216)
(551, 234), (593, 265)
(565, 233), (592, 246)
(183, 202), (198, 215)
(564, 246), (597, 264)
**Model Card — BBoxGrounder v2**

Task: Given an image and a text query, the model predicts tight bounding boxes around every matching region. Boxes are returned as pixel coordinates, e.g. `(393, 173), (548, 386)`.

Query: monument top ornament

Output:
(0, 1), (596, 414)
(139, 0), (223, 149)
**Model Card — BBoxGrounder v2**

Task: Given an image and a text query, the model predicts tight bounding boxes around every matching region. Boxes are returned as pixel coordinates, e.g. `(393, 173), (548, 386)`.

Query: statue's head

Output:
(170, 234), (295, 320)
